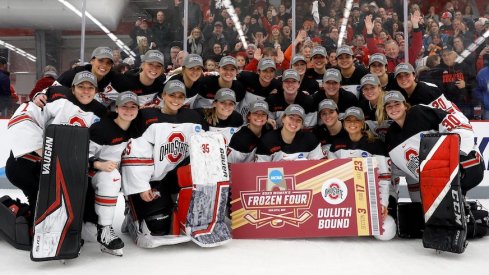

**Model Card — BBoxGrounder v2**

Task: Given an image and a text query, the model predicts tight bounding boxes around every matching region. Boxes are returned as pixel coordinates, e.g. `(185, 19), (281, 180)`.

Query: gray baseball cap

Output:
(116, 91), (139, 106)
(360, 74), (380, 88)
(219, 56), (238, 68)
(368, 53), (387, 66)
(258, 58), (276, 71)
(183, 54), (204, 68)
(343, 106), (365, 120)
(91, 47), (114, 62)
(215, 88), (236, 103)
(318, 99), (338, 112)
(323, 68), (342, 83)
(72, 71), (97, 87)
(142, 50), (165, 65)
(284, 104), (305, 121)
(291, 55), (307, 65)
(282, 69), (300, 82)
(336, 45), (354, 56)
(383, 90), (406, 105)
(249, 100), (269, 114)
(394, 63), (415, 77)
(164, 80), (186, 96)
(311, 46), (327, 57)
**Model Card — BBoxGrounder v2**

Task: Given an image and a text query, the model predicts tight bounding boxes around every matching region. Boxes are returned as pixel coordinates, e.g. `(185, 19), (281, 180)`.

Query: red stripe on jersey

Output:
(21, 153), (42, 162)
(8, 114), (33, 128)
(461, 152), (481, 169)
(95, 196), (118, 205)
(121, 158), (154, 166)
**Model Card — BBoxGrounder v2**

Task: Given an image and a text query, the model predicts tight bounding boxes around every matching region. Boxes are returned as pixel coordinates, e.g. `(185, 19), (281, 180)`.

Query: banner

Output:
(230, 158), (383, 239)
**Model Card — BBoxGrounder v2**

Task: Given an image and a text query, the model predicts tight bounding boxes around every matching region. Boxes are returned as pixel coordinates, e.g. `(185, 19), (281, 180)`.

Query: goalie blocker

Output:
(31, 125), (90, 261)
(419, 133), (467, 253)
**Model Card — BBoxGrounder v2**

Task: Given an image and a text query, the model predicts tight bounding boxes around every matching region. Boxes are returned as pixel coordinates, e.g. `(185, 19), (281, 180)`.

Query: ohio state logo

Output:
(321, 178), (348, 205)
(160, 132), (188, 163)
(69, 115), (88, 127)
(404, 148), (419, 175)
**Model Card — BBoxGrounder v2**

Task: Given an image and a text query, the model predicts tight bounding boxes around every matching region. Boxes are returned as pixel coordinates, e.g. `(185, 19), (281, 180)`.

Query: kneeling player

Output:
(88, 91), (139, 256)
(121, 80), (208, 248)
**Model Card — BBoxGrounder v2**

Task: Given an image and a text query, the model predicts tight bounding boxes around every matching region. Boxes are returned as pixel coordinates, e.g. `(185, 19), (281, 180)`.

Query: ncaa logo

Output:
(298, 153), (304, 159)
(361, 151), (369, 157)
(269, 169), (283, 184)
(195, 125), (201, 132)
(230, 128), (235, 134)
(321, 178), (348, 205)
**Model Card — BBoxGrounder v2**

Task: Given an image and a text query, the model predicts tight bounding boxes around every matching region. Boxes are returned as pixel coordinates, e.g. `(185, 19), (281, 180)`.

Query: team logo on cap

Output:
(385, 92), (401, 101)
(99, 48), (112, 55)
(261, 59), (275, 67)
(221, 90), (235, 98)
(147, 52), (163, 60)
(397, 64), (409, 70)
(290, 105), (304, 114)
(348, 108), (361, 116)
(362, 76), (376, 83)
(253, 102), (268, 109)
(284, 70), (298, 79)
(169, 81), (185, 90)
(79, 72), (96, 81)
(189, 56), (202, 63)
(326, 70), (339, 77)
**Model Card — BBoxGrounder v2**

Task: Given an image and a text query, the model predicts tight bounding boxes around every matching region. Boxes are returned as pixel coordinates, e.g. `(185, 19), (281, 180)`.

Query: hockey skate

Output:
(122, 212), (191, 248)
(97, 225), (124, 256)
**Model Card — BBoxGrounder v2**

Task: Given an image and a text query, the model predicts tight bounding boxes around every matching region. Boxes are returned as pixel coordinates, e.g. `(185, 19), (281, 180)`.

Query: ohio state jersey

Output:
(89, 116), (135, 162)
(8, 86), (105, 158)
(121, 122), (203, 195)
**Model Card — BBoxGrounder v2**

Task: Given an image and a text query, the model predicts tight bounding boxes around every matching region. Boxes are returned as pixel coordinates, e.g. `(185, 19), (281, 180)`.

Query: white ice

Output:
(1, 189), (488, 275)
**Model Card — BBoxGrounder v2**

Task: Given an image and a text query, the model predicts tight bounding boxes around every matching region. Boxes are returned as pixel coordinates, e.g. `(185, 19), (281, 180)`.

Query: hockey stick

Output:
(243, 214), (275, 225)
(261, 211), (312, 224)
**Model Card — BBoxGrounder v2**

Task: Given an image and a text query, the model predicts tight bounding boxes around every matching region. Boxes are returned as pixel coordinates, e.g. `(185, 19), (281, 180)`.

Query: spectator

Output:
(365, 11), (423, 73)
(453, 18), (474, 47)
(133, 36), (151, 68)
(205, 43), (225, 63)
(204, 21), (228, 57)
(322, 26), (339, 50)
(236, 52), (248, 73)
(29, 65), (58, 99)
(423, 21), (450, 53)
(112, 49), (122, 66)
(167, 45), (182, 72)
(0, 56), (11, 118)
(187, 27), (205, 56)
(152, 10), (173, 55)
(244, 46), (289, 74)
(202, 12), (216, 40)
(173, 0), (202, 31)
(130, 18), (155, 50)
(265, 25), (290, 50)
(439, 11), (454, 36)
(174, 50), (188, 70)
(223, 18), (238, 50)
(474, 63), (489, 119)
(204, 58), (218, 72)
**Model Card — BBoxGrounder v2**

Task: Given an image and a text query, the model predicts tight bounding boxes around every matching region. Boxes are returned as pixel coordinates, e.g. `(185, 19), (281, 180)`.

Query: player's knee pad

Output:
(144, 213), (172, 236)
(466, 201), (489, 239)
(91, 169), (122, 195)
(397, 202), (424, 239)
(0, 196), (32, 250)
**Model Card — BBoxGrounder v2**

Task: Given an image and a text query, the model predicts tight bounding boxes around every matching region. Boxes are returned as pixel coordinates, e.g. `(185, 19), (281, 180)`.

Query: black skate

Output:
(97, 225), (124, 256)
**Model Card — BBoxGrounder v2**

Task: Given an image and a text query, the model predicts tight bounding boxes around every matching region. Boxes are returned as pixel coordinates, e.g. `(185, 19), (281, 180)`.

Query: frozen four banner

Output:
(230, 158), (383, 239)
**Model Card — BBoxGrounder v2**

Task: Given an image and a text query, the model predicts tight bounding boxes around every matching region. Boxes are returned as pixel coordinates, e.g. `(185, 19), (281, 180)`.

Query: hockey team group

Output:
(1, 45), (488, 259)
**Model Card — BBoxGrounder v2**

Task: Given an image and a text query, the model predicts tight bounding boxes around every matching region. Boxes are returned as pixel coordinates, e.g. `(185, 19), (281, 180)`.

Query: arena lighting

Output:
(57, 0), (136, 57)
(0, 40), (36, 62)
(220, 0), (248, 49)
(337, 0), (353, 47)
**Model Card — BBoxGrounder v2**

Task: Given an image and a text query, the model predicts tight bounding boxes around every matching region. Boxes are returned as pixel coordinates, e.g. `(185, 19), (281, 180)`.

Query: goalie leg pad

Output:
(31, 125), (90, 261)
(0, 196), (32, 250)
(186, 182), (232, 247)
(419, 133), (467, 253)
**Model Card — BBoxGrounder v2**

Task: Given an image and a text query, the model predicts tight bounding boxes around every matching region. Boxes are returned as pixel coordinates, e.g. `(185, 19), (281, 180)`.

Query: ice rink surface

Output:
(1, 189), (488, 275)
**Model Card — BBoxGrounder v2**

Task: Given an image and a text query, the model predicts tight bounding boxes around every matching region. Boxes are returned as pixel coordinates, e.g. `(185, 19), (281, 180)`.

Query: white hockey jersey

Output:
(121, 122), (203, 195)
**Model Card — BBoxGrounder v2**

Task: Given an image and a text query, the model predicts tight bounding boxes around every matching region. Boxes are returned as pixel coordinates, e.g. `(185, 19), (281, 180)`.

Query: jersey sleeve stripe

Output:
(7, 114), (35, 128)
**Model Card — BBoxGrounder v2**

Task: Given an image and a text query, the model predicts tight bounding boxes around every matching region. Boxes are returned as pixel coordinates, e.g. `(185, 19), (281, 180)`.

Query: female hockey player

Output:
(266, 69), (316, 129)
(6, 71), (106, 225)
(120, 80), (208, 248)
(328, 106), (395, 240)
(33, 47), (117, 108)
(312, 99), (348, 155)
(384, 90), (483, 201)
(255, 104), (323, 161)
(358, 74), (392, 140)
(228, 100), (272, 163)
(112, 50), (166, 106)
(196, 88), (243, 143)
(87, 91), (139, 256)
(192, 56), (245, 109)
(160, 54), (204, 108)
